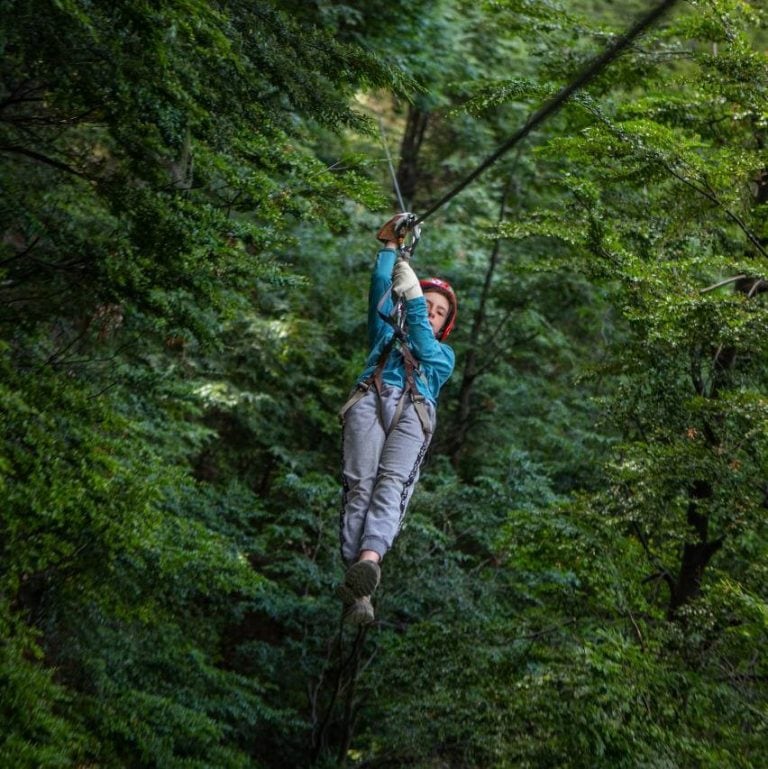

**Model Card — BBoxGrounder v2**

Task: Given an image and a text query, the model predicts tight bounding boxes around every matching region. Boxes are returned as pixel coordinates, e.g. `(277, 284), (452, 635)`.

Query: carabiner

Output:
(396, 213), (421, 260)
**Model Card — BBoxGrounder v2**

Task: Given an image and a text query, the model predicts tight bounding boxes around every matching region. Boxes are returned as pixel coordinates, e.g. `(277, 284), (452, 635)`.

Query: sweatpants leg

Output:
(358, 400), (431, 557)
(340, 389), (387, 564)
(340, 386), (434, 563)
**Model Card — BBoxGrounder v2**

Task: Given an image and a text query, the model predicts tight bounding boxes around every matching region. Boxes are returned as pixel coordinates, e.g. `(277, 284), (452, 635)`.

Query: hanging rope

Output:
(379, 118), (407, 213)
(311, 612), (370, 765)
(413, 0), (680, 226)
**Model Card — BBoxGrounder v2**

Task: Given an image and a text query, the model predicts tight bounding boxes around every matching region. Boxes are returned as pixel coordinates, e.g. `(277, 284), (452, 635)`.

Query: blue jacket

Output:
(356, 248), (455, 405)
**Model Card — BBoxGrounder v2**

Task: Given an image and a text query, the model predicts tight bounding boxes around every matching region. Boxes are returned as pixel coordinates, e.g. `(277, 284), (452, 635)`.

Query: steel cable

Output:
(413, 0), (681, 226)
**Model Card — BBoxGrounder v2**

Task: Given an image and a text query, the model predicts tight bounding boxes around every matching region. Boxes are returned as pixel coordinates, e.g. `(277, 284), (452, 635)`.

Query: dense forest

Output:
(2, 1), (767, 767)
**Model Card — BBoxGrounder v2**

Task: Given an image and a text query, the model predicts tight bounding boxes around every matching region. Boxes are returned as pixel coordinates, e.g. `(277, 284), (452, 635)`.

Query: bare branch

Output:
(700, 274), (746, 293)
(0, 144), (89, 178)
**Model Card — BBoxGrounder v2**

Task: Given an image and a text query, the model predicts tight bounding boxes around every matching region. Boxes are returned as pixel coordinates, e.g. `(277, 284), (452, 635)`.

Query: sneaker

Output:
(343, 595), (375, 625)
(336, 560), (381, 604)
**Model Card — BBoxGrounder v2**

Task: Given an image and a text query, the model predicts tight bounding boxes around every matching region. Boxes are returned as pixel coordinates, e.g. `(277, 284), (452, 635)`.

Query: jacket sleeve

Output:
(367, 248), (397, 349)
(404, 295), (455, 380)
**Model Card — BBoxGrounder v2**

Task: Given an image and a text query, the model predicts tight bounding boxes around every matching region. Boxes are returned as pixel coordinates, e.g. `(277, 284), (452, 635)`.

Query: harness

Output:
(339, 311), (433, 437)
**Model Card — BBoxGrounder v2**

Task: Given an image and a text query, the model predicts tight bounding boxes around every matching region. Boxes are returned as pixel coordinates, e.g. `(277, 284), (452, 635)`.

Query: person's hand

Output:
(377, 213), (414, 245)
(391, 258), (422, 301)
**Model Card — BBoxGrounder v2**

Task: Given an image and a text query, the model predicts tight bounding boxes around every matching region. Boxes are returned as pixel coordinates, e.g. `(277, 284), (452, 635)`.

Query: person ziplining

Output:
(336, 214), (458, 624)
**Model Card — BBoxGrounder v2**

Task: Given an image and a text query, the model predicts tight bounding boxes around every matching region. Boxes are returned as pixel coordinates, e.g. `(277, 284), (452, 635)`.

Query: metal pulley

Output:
(395, 214), (421, 260)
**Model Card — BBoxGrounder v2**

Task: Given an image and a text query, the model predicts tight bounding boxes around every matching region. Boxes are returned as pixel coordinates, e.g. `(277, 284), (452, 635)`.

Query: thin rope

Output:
(414, 0), (680, 226)
(379, 118), (407, 213)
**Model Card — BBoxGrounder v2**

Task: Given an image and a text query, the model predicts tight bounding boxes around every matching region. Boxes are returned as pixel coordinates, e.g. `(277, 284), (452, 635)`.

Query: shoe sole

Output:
(335, 561), (380, 603)
(343, 599), (375, 626)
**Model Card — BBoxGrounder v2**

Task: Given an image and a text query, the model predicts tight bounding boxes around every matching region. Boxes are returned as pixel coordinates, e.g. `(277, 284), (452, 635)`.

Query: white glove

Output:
(391, 258), (422, 301)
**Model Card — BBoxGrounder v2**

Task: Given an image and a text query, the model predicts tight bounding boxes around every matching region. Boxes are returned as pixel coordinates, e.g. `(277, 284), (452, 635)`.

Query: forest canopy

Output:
(1, 1), (767, 767)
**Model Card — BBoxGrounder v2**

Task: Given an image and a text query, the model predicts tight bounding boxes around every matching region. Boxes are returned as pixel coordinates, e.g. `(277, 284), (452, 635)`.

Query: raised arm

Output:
(367, 214), (416, 348)
(391, 258), (455, 374)
(367, 246), (397, 348)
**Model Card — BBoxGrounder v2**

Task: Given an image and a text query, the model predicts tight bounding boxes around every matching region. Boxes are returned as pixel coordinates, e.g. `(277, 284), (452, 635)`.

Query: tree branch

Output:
(0, 145), (89, 178)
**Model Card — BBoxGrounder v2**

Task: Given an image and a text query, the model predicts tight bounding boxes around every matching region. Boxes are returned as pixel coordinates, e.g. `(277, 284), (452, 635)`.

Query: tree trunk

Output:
(396, 105), (430, 208)
(668, 480), (723, 618)
(670, 163), (768, 615)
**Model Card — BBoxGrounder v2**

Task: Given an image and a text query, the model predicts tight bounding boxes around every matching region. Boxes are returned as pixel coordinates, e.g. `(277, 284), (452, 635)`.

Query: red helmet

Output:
(420, 277), (458, 340)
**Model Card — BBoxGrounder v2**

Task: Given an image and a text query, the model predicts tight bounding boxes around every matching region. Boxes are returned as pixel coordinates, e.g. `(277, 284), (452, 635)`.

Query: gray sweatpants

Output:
(340, 385), (435, 564)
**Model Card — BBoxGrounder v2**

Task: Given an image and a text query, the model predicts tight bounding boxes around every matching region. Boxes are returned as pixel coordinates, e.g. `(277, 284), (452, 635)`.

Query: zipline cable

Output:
(379, 118), (407, 213)
(413, 0), (681, 226)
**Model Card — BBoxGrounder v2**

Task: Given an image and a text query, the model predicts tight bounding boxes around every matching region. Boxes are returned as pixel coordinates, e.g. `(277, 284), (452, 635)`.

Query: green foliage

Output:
(2, 0), (768, 767)
(1, 0), (400, 764)
(0, 609), (89, 768)
(0, 345), (275, 766)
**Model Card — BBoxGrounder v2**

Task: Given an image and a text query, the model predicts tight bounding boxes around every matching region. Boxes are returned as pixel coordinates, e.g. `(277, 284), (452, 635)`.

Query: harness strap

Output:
(338, 335), (395, 425)
(399, 341), (432, 436)
(338, 382), (371, 423)
(339, 332), (432, 437)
